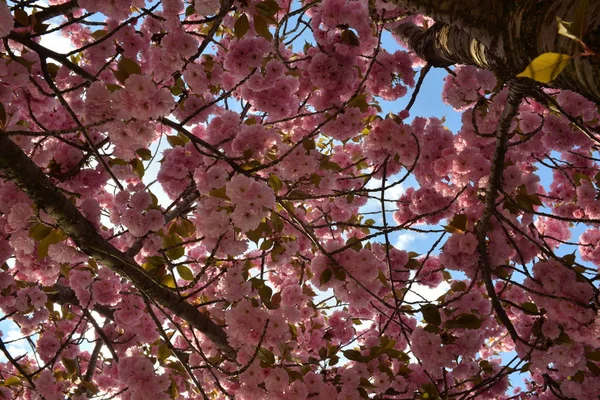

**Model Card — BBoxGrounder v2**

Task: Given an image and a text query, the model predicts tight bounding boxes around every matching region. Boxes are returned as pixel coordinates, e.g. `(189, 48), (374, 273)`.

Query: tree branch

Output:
(475, 80), (529, 345)
(0, 136), (236, 361)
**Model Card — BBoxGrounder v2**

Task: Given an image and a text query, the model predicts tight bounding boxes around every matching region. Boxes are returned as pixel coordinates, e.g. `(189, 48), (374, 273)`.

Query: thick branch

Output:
(7, 32), (96, 82)
(389, 0), (504, 47)
(47, 284), (115, 320)
(33, 1), (80, 23)
(0, 136), (236, 360)
(393, 0), (600, 103)
(475, 81), (528, 345)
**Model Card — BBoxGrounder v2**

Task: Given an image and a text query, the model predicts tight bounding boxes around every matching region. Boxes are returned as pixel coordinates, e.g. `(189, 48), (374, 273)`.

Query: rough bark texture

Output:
(393, 0), (600, 103)
(0, 136), (236, 360)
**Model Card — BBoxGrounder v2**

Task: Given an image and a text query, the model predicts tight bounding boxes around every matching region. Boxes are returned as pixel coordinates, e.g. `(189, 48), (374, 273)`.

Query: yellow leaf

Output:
(160, 274), (176, 288)
(4, 376), (21, 386)
(516, 53), (571, 83)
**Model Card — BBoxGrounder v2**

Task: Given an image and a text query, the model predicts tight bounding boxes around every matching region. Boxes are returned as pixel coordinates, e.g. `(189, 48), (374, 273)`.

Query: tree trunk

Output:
(392, 0), (600, 103)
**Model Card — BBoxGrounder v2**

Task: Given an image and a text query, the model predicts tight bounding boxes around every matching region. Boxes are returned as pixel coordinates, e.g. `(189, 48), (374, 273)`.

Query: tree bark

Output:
(392, 0), (600, 103)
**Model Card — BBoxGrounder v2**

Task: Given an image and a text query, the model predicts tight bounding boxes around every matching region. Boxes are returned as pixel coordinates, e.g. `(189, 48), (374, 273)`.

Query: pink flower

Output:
(223, 37), (270, 77)
(0, 2), (12, 38)
(114, 294), (145, 327)
(92, 268), (122, 306)
(118, 355), (170, 398)
(7, 203), (32, 232)
(231, 205), (262, 232)
(264, 368), (289, 393)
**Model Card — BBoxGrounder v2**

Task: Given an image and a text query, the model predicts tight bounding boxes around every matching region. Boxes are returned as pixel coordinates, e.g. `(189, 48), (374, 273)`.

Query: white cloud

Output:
(40, 29), (77, 54)
(360, 179), (405, 219)
(35, 0), (77, 54)
(364, 178), (405, 200)
(404, 281), (450, 304)
(394, 232), (424, 250)
(1, 327), (31, 362)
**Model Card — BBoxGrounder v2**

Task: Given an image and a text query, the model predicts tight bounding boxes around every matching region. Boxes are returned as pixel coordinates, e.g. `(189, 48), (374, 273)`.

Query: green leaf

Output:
(166, 135), (186, 147)
(586, 349), (600, 362)
(29, 224), (53, 241)
(270, 213), (284, 232)
(515, 193), (534, 212)
(185, 5), (196, 16)
(347, 94), (369, 113)
(479, 359), (494, 374)
(341, 29), (360, 47)
(177, 265), (195, 281)
(234, 14), (249, 39)
(444, 213), (468, 234)
(106, 84), (121, 93)
(37, 229), (67, 260)
(319, 269), (333, 286)
(136, 148), (152, 160)
(587, 361), (600, 375)
(421, 304), (441, 326)
(345, 236), (362, 251)
(258, 284), (273, 304)
(258, 348), (276, 366)
(62, 358), (77, 374)
(118, 57), (141, 77)
(287, 189), (310, 200)
(451, 281), (467, 292)
(423, 324), (440, 334)
(163, 234), (184, 260)
(146, 255), (166, 268)
(405, 258), (420, 270)
(420, 383), (440, 399)
(130, 158), (145, 178)
(246, 223), (266, 243)
(158, 343), (172, 362)
(91, 30), (107, 40)
(259, 239), (273, 251)
(253, 14), (273, 41)
(320, 158), (343, 172)
(445, 313), (482, 330)
(256, 0), (280, 16)
(165, 361), (186, 373)
(4, 376), (21, 386)
(176, 219), (195, 238)
(333, 268), (346, 281)
(14, 9), (29, 27)
(0, 103), (6, 127)
(169, 378), (179, 399)
(343, 349), (364, 362)
(516, 53), (571, 83)
(46, 63), (60, 79)
(271, 291), (281, 308)
(208, 186), (230, 200)
(520, 302), (539, 315)
(268, 174), (283, 192)
(571, 370), (585, 383)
